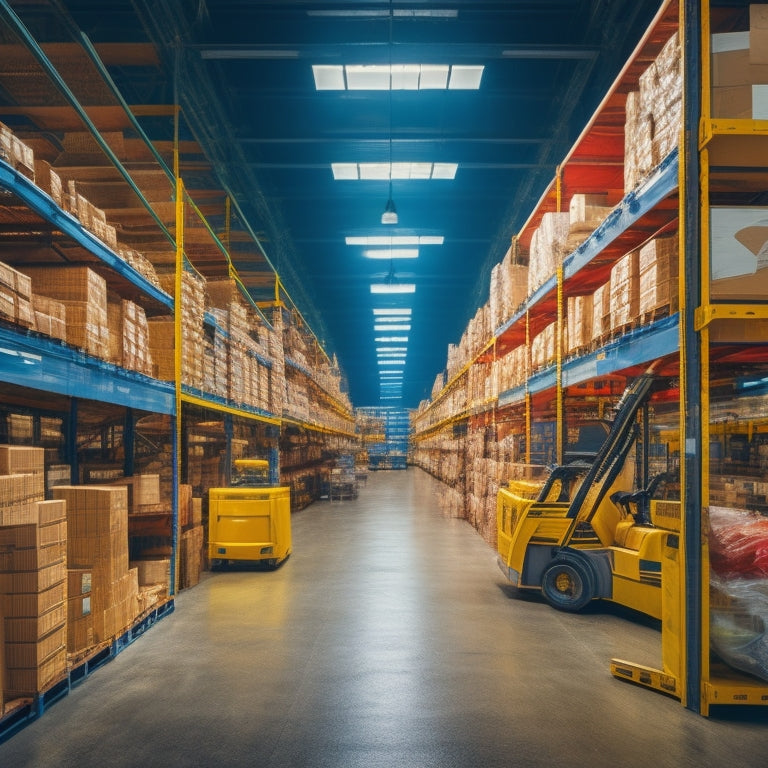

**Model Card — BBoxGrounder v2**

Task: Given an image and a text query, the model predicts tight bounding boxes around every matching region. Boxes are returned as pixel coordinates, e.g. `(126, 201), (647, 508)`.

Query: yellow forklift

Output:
(208, 459), (292, 569)
(497, 369), (681, 620)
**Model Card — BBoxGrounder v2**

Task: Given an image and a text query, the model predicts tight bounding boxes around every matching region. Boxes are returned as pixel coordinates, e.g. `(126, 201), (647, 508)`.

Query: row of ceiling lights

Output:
(318, 59), (485, 403)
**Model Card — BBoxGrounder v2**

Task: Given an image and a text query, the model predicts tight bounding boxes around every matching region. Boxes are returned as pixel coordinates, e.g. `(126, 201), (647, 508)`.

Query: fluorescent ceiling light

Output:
(373, 317), (410, 324)
(312, 63), (479, 90)
(377, 353), (407, 358)
(378, 360), (404, 366)
(346, 236), (444, 246)
(376, 347), (408, 352)
(332, 163), (457, 180)
(373, 308), (412, 316)
(374, 324), (411, 331)
(375, 336), (409, 343)
(308, 9), (457, 17)
(364, 249), (419, 259)
(370, 284), (416, 294)
(202, 49), (299, 59)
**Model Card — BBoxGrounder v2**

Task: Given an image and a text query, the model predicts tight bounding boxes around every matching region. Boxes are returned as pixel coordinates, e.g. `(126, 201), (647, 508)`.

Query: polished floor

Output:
(2, 468), (768, 767)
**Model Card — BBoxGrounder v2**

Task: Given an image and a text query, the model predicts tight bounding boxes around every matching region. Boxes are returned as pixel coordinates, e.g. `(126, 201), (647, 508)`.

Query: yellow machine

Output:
(497, 371), (681, 620)
(208, 459), (292, 569)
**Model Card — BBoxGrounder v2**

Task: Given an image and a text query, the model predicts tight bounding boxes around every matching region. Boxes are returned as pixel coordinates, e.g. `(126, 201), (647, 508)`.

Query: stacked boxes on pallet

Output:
(527, 212), (571, 295)
(609, 249), (640, 333)
(624, 32), (682, 192)
(0, 261), (34, 331)
(0, 502), (68, 700)
(0, 446), (68, 700)
(150, 268), (206, 389)
(22, 266), (110, 359)
(67, 569), (93, 655)
(107, 298), (154, 376)
(53, 486), (139, 645)
(639, 235), (679, 318)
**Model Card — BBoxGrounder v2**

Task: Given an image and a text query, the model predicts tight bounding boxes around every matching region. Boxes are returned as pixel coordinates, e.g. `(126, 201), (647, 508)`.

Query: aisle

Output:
(1, 468), (767, 768)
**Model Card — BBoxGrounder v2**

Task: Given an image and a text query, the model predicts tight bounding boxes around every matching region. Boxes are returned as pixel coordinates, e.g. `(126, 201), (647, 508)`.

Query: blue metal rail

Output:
(0, 325), (176, 414)
(498, 313), (680, 408)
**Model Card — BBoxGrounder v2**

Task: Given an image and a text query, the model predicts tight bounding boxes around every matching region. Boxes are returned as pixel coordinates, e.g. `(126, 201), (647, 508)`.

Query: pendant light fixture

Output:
(381, 0), (398, 225)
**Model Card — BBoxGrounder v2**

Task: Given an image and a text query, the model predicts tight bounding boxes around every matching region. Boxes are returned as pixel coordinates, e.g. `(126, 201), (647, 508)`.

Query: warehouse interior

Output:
(3, 0), (768, 759)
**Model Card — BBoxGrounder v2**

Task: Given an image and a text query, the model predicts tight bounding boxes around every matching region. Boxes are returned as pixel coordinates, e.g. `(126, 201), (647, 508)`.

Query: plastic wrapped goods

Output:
(709, 505), (768, 681)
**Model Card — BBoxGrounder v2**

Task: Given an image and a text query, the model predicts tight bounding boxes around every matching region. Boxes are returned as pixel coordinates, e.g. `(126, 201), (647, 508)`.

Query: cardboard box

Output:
(130, 559), (170, 587)
(751, 4), (768, 65)
(0, 445), (44, 475)
(0, 520), (67, 550)
(4, 603), (67, 643)
(5, 624), (66, 668)
(67, 609), (94, 654)
(2, 581), (66, 620)
(710, 206), (768, 299)
(713, 39), (768, 86)
(4, 645), (66, 697)
(0, 561), (67, 594)
(0, 541), (66, 572)
(68, 569), (92, 596)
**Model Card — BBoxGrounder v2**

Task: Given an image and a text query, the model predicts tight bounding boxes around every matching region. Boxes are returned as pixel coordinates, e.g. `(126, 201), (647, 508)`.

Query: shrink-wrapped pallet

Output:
(527, 212), (570, 294)
(566, 294), (594, 354)
(591, 282), (611, 343)
(638, 234), (679, 317)
(610, 250), (640, 331)
(21, 266), (109, 359)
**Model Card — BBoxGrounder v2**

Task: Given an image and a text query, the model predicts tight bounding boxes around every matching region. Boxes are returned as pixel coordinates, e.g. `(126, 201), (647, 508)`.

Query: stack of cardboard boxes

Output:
(0, 447), (68, 702)
(52, 485), (139, 646)
(22, 266), (110, 360)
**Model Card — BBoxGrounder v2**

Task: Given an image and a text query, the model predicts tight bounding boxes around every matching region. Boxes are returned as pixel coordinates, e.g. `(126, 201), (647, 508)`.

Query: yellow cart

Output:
(208, 459), (292, 569)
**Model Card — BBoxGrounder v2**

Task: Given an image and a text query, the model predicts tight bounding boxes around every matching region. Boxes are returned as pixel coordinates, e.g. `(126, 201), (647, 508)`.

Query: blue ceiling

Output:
(5, 0), (662, 409)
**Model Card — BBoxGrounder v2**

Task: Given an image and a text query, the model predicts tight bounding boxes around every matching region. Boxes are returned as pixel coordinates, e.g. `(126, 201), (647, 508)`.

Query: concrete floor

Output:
(2, 468), (768, 767)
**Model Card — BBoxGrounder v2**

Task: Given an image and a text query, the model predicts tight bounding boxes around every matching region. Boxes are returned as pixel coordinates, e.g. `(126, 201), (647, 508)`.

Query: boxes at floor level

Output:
(180, 525), (204, 590)
(67, 568), (93, 654)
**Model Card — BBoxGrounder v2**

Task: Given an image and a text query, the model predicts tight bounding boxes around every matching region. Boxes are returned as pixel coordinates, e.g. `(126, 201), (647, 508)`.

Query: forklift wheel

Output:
(541, 557), (595, 612)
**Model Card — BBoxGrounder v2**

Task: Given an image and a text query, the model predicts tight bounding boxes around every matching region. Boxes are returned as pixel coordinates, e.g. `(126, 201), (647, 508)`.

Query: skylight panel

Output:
(312, 65), (345, 90)
(448, 65), (484, 90)
(373, 308), (412, 316)
(419, 65), (449, 89)
(431, 163), (459, 179)
(365, 249), (418, 259)
(374, 324), (411, 331)
(370, 284), (416, 294)
(359, 163), (392, 180)
(312, 63), (479, 90)
(331, 163), (358, 180)
(375, 336), (409, 343)
(333, 163), (456, 180)
(346, 65), (391, 90)
(346, 236), (444, 246)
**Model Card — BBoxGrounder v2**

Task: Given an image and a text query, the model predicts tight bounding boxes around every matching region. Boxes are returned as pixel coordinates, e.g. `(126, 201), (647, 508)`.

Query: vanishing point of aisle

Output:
(1, 469), (767, 768)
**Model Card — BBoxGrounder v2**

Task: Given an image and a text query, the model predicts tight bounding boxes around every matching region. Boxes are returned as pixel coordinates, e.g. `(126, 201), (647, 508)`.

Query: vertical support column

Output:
(67, 398), (79, 485)
(124, 408), (135, 477)
(681, 0), (703, 714)
(524, 309), (531, 465)
(169, 413), (178, 597)
(223, 412), (234, 486)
